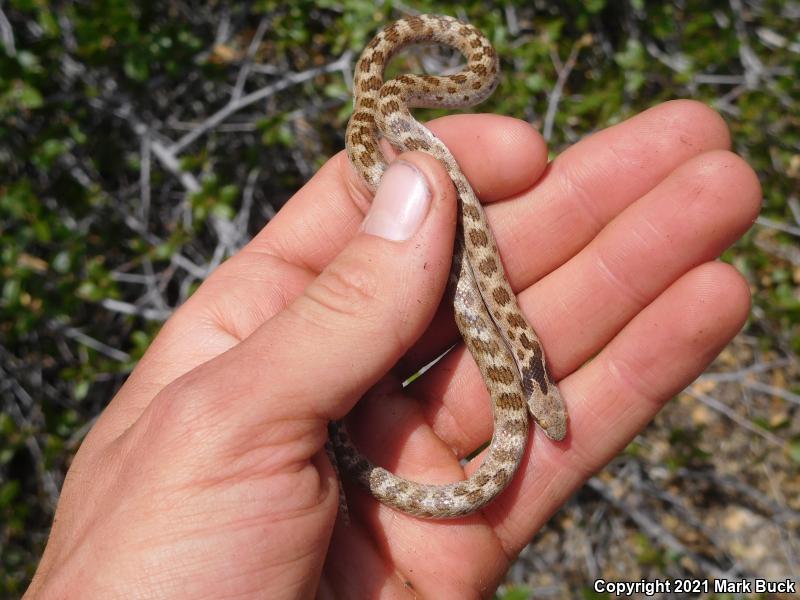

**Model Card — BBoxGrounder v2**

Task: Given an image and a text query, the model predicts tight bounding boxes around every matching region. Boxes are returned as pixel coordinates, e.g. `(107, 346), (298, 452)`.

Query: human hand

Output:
(26, 100), (758, 598)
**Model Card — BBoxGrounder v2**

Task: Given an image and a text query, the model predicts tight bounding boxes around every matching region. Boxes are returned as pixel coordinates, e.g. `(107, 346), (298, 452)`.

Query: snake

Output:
(329, 14), (567, 519)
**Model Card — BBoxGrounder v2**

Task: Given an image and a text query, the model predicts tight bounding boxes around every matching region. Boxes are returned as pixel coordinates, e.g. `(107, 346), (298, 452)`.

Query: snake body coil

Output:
(331, 14), (567, 519)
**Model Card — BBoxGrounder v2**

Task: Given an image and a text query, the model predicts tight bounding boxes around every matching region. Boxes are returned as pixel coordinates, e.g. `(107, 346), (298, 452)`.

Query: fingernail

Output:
(362, 160), (431, 241)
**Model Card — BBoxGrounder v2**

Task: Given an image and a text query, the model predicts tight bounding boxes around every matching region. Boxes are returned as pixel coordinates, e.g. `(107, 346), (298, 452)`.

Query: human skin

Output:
(26, 101), (759, 599)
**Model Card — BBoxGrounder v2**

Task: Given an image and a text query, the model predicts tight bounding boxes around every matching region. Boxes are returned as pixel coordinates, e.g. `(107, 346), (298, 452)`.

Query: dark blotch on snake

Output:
(478, 256), (498, 276)
(469, 228), (489, 247)
(492, 286), (510, 306)
(487, 365), (515, 384)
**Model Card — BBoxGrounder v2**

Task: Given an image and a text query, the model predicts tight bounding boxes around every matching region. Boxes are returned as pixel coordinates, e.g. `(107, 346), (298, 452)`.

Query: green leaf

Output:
(496, 586), (532, 600)
(789, 438), (800, 464)
(2, 278), (21, 305)
(16, 50), (43, 73)
(124, 55), (150, 82)
(6, 81), (44, 111)
(585, 0), (606, 14)
(74, 380), (90, 401)
(0, 481), (21, 507)
(52, 251), (72, 274)
(219, 184), (239, 205)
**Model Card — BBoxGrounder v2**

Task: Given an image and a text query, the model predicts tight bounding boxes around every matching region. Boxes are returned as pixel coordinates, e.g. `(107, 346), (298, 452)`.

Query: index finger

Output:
(251, 114), (548, 274)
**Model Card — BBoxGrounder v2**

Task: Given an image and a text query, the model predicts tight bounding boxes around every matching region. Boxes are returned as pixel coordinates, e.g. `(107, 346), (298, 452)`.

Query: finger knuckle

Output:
(306, 257), (383, 322)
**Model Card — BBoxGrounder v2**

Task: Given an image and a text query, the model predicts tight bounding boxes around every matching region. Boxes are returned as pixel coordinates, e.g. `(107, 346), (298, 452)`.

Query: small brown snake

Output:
(329, 14), (567, 519)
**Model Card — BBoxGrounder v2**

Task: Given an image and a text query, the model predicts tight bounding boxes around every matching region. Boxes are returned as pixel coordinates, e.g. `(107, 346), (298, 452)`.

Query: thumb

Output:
(238, 151), (458, 420)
